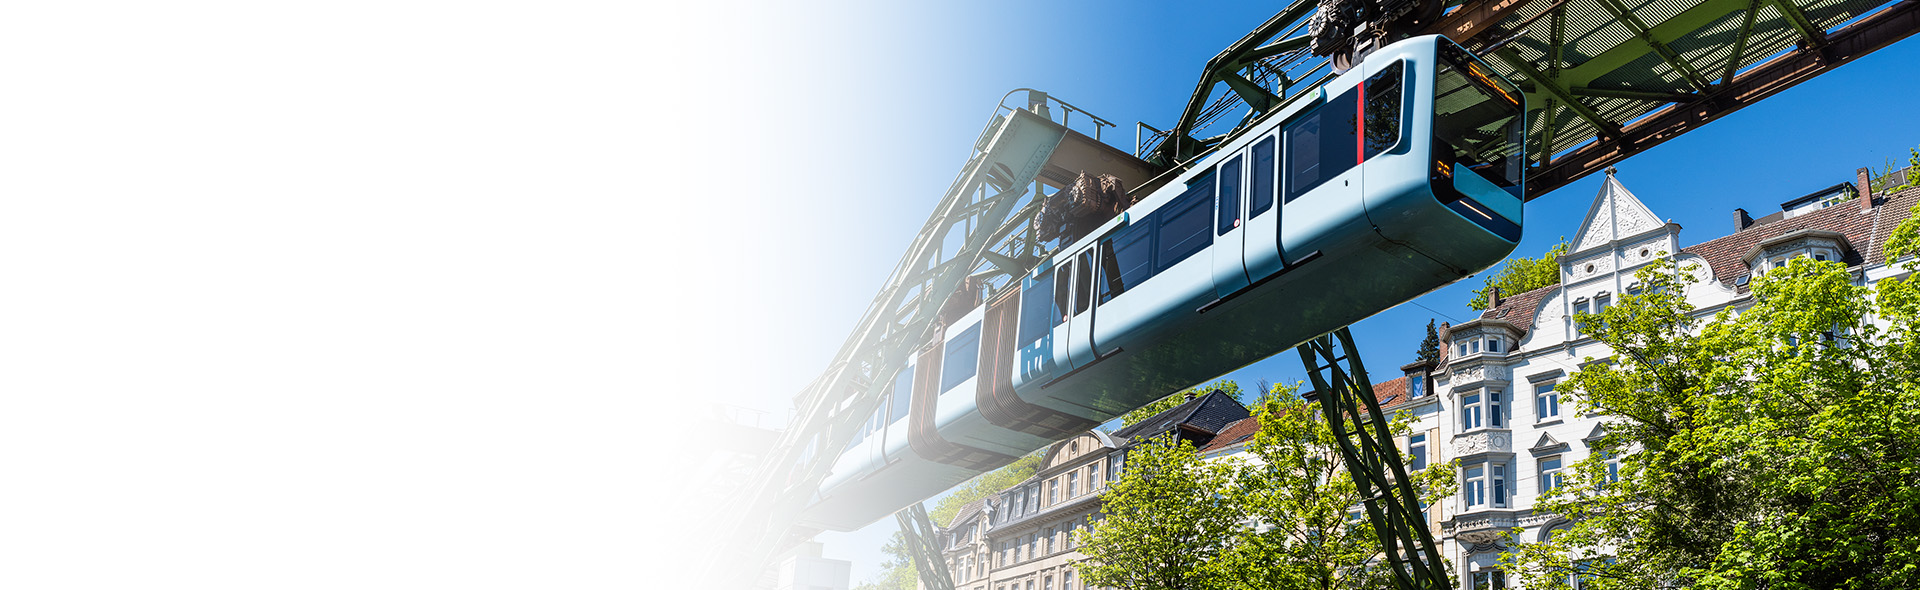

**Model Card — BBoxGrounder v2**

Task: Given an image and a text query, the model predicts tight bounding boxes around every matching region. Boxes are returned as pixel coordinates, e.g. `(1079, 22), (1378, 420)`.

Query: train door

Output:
(1065, 248), (1098, 366)
(879, 359), (914, 464)
(1210, 157), (1250, 298)
(1050, 255), (1077, 371)
(1242, 134), (1284, 280)
(1280, 75), (1366, 263)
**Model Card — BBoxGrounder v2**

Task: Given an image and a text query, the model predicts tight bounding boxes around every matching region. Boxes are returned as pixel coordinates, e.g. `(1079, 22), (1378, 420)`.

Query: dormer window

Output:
(1470, 340), (1480, 354)
(1596, 291), (1612, 311)
(1409, 374), (1425, 398)
(1487, 338), (1502, 353)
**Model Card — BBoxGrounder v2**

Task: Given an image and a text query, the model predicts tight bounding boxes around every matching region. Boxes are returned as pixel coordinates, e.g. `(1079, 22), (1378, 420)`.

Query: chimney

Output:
(1734, 208), (1752, 232)
(1185, 390), (1197, 402)
(1489, 286), (1503, 309)
(1858, 167), (1875, 211)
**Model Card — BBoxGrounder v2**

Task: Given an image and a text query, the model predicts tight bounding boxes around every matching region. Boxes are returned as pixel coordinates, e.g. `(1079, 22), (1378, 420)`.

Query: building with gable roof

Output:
(1419, 168), (1920, 587)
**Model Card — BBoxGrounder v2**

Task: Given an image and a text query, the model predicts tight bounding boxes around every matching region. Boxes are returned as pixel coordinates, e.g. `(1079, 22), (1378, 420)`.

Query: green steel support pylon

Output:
(896, 504), (956, 590)
(1298, 327), (1450, 590)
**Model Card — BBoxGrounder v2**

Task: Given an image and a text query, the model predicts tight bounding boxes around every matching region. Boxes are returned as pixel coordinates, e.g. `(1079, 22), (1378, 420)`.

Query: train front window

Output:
(1434, 41), (1524, 193)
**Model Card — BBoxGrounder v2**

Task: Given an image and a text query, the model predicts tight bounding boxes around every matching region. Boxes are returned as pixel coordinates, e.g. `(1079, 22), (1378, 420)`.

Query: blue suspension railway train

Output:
(799, 35), (1526, 532)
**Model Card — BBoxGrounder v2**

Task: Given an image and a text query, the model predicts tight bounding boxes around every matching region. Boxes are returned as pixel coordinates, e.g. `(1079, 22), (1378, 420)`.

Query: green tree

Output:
(929, 453), (1042, 526)
(1119, 380), (1242, 428)
(1080, 382), (1456, 590)
(1224, 386), (1457, 590)
(1501, 244), (1920, 589)
(1075, 434), (1242, 590)
(1468, 240), (1570, 310)
(852, 531), (918, 590)
(1416, 319), (1441, 364)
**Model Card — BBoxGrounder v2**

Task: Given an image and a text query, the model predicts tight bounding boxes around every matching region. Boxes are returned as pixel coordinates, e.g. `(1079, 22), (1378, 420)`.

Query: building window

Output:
(1044, 575), (1054, 590)
(1408, 433), (1428, 470)
(1541, 456), (1564, 492)
(1014, 491), (1024, 515)
(1464, 465), (1486, 507)
(1409, 375), (1425, 398)
(1489, 390), (1504, 427)
(1473, 569), (1507, 589)
(1068, 472), (1079, 497)
(1536, 382), (1559, 420)
(1049, 480), (1059, 505)
(1110, 454), (1123, 480)
(1596, 292), (1611, 312)
(1064, 570), (1076, 590)
(1470, 339), (1480, 354)
(1043, 527), (1054, 554)
(1492, 464), (1508, 507)
(1461, 393), (1483, 430)
(1027, 580), (1034, 590)
(1487, 338), (1501, 353)
(1090, 464), (1101, 489)
(1027, 487), (1038, 514)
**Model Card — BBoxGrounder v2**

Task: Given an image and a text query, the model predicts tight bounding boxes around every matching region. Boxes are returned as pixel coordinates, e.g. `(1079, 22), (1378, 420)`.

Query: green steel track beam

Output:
(1156, 0), (1318, 165)
(1298, 328), (1448, 590)
(1568, 85), (1699, 102)
(1722, 0), (1764, 84)
(1767, 0), (1830, 48)
(1525, 0), (1920, 198)
(1495, 48), (1624, 141)
(1592, 0), (1714, 90)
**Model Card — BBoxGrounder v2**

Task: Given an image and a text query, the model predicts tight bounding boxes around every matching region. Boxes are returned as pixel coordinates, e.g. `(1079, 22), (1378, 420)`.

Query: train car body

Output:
(798, 35), (1527, 532)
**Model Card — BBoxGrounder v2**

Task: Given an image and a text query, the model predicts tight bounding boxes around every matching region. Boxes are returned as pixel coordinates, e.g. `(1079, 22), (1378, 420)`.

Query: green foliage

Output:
(1118, 380), (1242, 428)
(1417, 319), (1441, 364)
(1075, 435), (1242, 590)
(1078, 382), (1457, 590)
(1501, 253), (1920, 590)
(1468, 240), (1570, 310)
(852, 531), (918, 590)
(928, 454), (1042, 527)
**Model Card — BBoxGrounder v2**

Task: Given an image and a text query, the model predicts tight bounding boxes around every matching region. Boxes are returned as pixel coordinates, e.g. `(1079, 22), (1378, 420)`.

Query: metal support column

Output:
(895, 504), (956, 590)
(1297, 327), (1449, 590)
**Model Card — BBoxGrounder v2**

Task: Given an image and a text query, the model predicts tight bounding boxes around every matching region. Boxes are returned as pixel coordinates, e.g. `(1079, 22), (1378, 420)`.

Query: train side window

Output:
(1157, 176), (1213, 273)
(1074, 250), (1094, 315)
(1100, 221), (1152, 303)
(1054, 260), (1073, 321)
(1217, 157), (1243, 235)
(1017, 268), (1056, 345)
(1284, 86), (1359, 203)
(941, 324), (982, 392)
(1363, 61), (1404, 159)
(889, 365), (913, 423)
(1250, 136), (1276, 215)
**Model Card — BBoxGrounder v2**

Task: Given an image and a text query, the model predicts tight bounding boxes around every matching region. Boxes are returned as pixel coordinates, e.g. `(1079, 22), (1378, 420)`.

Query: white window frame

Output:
(1491, 463), (1508, 507)
(1461, 393), (1484, 430)
(1464, 465), (1487, 508)
(1536, 381), (1559, 421)
(1540, 455), (1564, 492)
(1408, 433), (1428, 470)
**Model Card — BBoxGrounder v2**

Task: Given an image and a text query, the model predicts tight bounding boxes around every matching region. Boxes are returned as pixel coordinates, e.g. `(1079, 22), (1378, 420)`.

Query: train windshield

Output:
(1434, 41), (1524, 194)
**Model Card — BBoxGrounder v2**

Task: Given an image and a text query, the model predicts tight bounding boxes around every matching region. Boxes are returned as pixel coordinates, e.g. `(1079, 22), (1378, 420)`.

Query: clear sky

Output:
(3, 2), (1915, 589)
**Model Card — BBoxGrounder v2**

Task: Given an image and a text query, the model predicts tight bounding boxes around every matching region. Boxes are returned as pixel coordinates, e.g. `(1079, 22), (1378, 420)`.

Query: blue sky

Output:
(686, 1), (1920, 584)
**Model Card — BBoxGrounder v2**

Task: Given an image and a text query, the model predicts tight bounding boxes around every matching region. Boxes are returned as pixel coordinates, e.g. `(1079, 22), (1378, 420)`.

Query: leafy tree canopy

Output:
(1468, 240), (1569, 310)
(851, 531), (917, 590)
(1079, 382), (1456, 590)
(1502, 226), (1920, 589)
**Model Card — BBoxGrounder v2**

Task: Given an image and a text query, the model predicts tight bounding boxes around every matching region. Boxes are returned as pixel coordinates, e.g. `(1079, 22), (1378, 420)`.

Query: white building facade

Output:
(1421, 169), (1919, 587)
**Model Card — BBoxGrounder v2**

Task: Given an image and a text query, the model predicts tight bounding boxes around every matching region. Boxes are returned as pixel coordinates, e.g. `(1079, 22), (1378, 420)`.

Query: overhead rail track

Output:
(706, 0), (1917, 587)
(1146, 0), (1920, 199)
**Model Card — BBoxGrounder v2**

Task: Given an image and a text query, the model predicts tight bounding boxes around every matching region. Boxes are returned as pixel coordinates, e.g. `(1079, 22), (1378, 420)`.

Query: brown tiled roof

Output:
(1865, 187), (1920, 265)
(1373, 376), (1410, 409)
(1680, 188), (1919, 287)
(1477, 283), (1558, 334)
(1197, 417), (1261, 453)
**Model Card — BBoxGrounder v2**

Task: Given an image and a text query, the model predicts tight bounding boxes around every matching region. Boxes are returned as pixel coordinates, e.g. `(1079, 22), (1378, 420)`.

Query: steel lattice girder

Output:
(1429, 0), (1920, 199)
